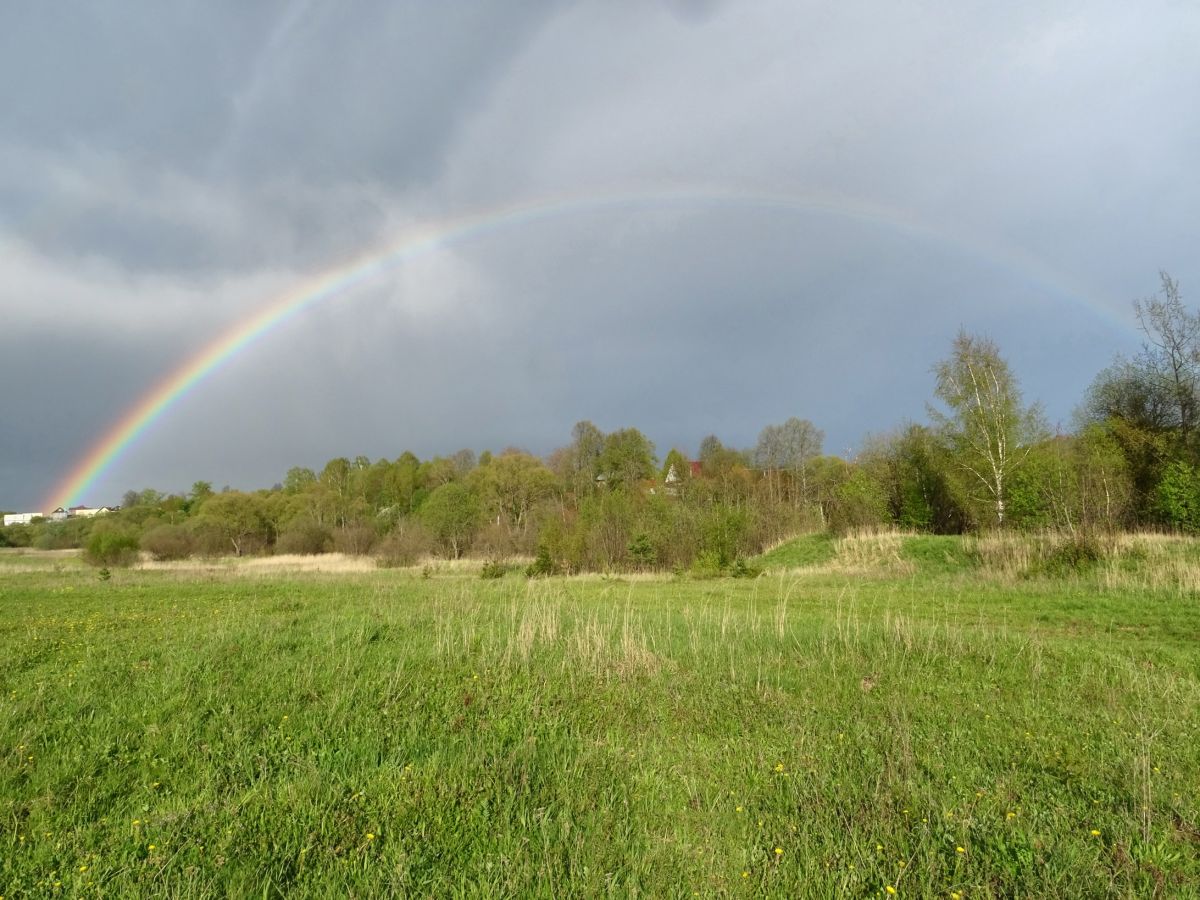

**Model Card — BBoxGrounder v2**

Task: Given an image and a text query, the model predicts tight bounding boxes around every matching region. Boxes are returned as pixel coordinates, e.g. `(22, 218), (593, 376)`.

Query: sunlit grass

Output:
(2, 551), (1198, 896)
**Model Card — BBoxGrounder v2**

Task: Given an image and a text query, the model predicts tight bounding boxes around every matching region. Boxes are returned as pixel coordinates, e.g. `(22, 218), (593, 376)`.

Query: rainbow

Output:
(42, 185), (1125, 510)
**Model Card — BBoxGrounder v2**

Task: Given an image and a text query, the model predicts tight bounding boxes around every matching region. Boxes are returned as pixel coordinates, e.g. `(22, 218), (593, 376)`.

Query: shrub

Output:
(1029, 534), (1105, 579)
(332, 523), (377, 556)
(729, 558), (762, 578)
(275, 521), (333, 555)
(186, 518), (229, 558)
(1156, 462), (1200, 533)
(375, 523), (435, 568)
(85, 528), (140, 568)
(0, 525), (32, 548)
(689, 549), (724, 579)
(479, 559), (508, 579)
(526, 544), (559, 578)
(140, 524), (194, 561)
(627, 532), (657, 569)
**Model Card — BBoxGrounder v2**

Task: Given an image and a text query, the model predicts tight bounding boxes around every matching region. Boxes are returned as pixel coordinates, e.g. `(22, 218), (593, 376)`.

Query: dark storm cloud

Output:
(1, 1), (1198, 507)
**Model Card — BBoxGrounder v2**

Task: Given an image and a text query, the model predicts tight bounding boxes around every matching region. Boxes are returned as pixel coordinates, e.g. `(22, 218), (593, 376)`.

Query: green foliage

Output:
(468, 451), (557, 534)
(827, 466), (890, 534)
(627, 532), (657, 569)
(1156, 461), (1200, 532)
(525, 543), (559, 577)
(698, 504), (753, 569)
(84, 526), (140, 567)
(930, 331), (1048, 527)
(420, 483), (481, 558)
(598, 427), (657, 489)
(688, 548), (724, 578)
(479, 559), (508, 579)
(728, 557), (762, 578)
(1027, 534), (1105, 579)
(0, 524), (32, 548)
(32, 516), (93, 550)
(660, 448), (687, 483)
(192, 491), (273, 556)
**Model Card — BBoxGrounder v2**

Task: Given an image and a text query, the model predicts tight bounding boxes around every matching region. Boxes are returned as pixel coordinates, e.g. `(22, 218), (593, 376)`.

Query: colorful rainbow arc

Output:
(42, 185), (1124, 510)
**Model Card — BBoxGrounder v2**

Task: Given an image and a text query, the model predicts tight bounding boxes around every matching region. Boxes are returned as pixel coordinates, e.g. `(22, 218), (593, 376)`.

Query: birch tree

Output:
(929, 331), (1047, 527)
(1134, 272), (1200, 453)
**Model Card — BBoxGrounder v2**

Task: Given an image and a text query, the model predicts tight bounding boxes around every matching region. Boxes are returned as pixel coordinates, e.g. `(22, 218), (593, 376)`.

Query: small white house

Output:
(69, 506), (112, 519)
(3, 512), (41, 526)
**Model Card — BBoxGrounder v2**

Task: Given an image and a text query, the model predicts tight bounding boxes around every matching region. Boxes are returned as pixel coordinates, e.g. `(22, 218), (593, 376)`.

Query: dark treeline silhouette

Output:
(5, 274), (1199, 571)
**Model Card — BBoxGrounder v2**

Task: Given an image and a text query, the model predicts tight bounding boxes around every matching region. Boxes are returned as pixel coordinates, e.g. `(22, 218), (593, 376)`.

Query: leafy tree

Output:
(563, 420), (606, 496)
(599, 428), (656, 489)
(283, 466), (317, 495)
(1134, 272), (1199, 453)
(420, 483), (481, 558)
(868, 424), (967, 533)
(755, 418), (823, 505)
(469, 451), (557, 535)
(929, 331), (1047, 527)
(193, 491), (273, 556)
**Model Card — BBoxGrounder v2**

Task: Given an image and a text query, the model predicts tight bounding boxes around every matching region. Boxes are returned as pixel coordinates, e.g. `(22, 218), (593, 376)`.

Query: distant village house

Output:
(3, 506), (112, 527)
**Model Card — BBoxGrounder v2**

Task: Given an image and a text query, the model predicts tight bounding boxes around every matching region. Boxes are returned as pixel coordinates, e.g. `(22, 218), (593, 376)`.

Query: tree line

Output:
(4, 273), (1199, 572)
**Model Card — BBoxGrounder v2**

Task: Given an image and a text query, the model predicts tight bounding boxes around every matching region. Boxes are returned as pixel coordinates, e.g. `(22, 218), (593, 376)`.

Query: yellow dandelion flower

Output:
(741, 871), (749, 878)
(149, 844), (157, 851)
(774, 763), (785, 772)
(366, 833), (376, 841)
(886, 887), (897, 895)
(1090, 829), (1101, 837)
(774, 847), (783, 856)
(736, 806), (744, 813)
(78, 866), (87, 873)
(951, 893), (962, 900)
(956, 847), (965, 854)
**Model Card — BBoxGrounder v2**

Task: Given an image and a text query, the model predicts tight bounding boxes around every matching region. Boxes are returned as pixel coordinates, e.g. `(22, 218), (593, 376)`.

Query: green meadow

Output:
(2, 536), (1199, 898)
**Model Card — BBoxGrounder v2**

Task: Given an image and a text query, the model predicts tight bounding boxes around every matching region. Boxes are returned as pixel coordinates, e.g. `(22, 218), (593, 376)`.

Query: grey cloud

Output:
(1, 1), (1197, 507)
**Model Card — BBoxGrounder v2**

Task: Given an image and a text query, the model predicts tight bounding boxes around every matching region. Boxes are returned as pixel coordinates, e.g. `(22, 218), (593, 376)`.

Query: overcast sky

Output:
(2, 1), (1198, 509)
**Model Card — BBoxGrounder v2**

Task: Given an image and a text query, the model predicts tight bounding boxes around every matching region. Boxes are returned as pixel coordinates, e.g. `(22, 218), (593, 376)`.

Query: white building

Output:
(3, 512), (40, 526)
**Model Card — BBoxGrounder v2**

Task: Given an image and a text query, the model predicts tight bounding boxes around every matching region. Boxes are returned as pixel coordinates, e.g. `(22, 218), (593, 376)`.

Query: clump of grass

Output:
(830, 528), (916, 575)
(479, 559), (508, 579)
(1028, 533), (1105, 578)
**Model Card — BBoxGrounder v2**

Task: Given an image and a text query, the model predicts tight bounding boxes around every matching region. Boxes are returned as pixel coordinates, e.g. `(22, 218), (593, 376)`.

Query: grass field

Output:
(2, 537), (1199, 897)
